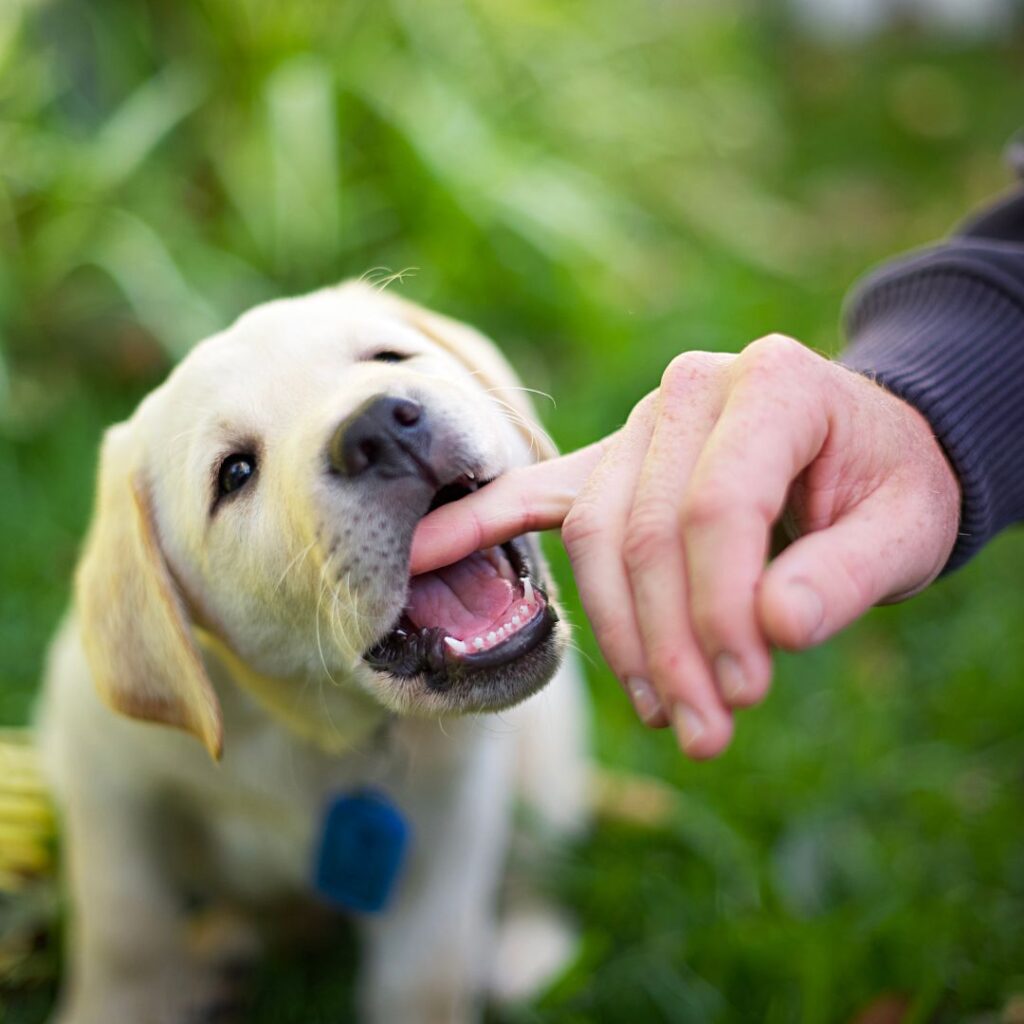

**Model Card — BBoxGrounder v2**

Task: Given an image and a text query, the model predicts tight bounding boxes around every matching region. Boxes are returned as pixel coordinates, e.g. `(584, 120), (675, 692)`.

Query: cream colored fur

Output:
(36, 282), (588, 1024)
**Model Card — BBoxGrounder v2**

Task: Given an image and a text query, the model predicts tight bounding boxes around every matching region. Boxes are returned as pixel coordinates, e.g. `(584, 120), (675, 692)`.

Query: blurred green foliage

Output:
(3, 0), (1024, 1021)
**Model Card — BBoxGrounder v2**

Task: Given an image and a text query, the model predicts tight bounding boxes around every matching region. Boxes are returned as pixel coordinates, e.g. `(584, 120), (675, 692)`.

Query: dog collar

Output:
(194, 628), (387, 756)
(312, 789), (410, 914)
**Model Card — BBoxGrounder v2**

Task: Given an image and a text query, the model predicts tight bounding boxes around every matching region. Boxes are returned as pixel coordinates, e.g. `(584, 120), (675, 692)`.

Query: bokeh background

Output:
(3, 0), (1024, 1021)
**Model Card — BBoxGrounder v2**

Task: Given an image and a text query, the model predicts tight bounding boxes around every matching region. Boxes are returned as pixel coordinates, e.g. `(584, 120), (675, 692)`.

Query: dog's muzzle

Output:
(363, 478), (557, 690)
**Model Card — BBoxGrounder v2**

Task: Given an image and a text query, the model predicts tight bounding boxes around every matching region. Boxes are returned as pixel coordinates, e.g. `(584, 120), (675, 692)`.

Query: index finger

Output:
(409, 437), (613, 574)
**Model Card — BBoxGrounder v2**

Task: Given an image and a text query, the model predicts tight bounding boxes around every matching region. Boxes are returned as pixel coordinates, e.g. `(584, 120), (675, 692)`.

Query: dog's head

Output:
(75, 282), (566, 758)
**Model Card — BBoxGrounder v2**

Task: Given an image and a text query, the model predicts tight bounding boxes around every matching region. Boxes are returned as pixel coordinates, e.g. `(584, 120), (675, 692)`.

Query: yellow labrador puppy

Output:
(36, 282), (588, 1024)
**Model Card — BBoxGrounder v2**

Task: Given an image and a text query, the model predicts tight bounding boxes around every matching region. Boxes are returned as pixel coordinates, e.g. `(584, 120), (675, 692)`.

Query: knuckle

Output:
(622, 529), (667, 573)
(510, 477), (553, 536)
(680, 482), (737, 529)
(629, 390), (659, 424)
(660, 351), (725, 396)
(621, 390), (660, 436)
(561, 502), (604, 554)
(516, 503), (546, 537)
(738, 333), (810, 379)
(623, 507), (678, 571)
(754, 332), (804, 359)
(682, 479), (773, 532)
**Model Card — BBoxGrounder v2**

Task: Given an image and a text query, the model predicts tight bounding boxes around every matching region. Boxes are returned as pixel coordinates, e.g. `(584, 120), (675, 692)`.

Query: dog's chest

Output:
(192, 700), (403, 901)
(160, 678), (496, 907)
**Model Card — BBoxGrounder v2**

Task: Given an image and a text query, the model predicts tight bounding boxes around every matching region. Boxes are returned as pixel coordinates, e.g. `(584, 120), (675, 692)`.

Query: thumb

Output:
(409, 437), (612, 575)
(757, 493), (945, 651)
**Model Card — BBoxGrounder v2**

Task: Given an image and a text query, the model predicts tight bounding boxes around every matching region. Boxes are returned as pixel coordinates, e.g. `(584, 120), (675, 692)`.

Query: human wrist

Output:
(843, 268), (1024, 572)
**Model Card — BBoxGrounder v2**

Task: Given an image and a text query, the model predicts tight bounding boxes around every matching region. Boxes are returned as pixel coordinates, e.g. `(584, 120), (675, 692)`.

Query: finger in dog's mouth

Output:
(363, 475), (556, 688)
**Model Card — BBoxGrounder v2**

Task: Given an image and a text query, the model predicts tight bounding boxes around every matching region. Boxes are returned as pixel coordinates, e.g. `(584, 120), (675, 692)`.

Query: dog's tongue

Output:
(405, 550), (516, 640)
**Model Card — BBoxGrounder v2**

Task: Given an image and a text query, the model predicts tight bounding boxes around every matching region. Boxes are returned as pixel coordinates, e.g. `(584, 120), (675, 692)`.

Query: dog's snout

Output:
(330, 396), (433, 480)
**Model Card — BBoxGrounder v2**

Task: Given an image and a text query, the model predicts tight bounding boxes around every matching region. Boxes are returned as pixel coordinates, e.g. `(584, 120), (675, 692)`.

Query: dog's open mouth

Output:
(364, 476), (557, 686)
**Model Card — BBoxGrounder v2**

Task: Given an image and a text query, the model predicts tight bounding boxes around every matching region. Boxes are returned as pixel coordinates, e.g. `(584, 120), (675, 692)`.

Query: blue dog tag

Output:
(312, 790), (410, 914)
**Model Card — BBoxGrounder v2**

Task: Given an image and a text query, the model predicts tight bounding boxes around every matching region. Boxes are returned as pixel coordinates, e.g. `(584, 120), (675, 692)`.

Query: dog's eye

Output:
(218, 454), (256, 496)
(369, 351), (410, 363)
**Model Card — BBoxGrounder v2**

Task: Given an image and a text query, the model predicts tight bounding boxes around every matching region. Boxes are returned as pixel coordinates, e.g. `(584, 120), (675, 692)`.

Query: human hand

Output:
(410, 335), (961, 758)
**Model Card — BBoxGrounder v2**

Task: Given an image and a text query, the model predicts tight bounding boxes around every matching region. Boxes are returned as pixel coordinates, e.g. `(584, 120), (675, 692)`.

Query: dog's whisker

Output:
(324, 564), (374, 665)
(483, 384), (556, 408)
(314, 566), (347, 688)
(563, 638), (598, 670)
(167, 425), (207, 446)
(332, 581), (362, 666)
(334, 573), (367, 639)
(468, 369), (556, 414)
(492, 399), (556, 455)
(486, 395), (555, 459)
(359, 266), (419, 291)
(331, 589), (360, 666)
(478, 711), (523, 736)
(313, 573), (332, 680)
(315, 669), (346, 744)
(274, 541), (315, 593)
(312, 542), (357, 658)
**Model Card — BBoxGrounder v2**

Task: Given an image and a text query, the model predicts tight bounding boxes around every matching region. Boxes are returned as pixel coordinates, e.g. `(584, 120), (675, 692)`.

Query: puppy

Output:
(36, 282), (588, 1024)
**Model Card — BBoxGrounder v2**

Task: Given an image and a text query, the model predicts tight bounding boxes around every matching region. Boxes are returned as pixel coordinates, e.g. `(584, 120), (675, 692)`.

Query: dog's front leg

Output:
(52, 774), (229, 1024)
(355, 724), (514, 1024)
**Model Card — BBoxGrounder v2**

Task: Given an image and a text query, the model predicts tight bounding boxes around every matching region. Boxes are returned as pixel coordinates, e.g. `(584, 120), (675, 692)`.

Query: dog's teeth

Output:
(523, 579), (534, 603)
(512, 615), (521, 627)
(444, 637), (467, 655)
(473, 637), (485, 650)
(486, 631), (497, 644)
(395, 629), (407, 638)
(519, 604), (529, 616)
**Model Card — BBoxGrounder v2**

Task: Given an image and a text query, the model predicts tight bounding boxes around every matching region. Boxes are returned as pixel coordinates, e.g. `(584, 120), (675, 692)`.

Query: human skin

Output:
(410, 334), (962, 759)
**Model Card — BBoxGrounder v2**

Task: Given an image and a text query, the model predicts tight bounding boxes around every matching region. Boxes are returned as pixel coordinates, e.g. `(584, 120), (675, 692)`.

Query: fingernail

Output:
(714, 653), (746, 703)
(671, 704), (705, 752)
(786, 581), (824, 641)
(626, 677), (664, 725)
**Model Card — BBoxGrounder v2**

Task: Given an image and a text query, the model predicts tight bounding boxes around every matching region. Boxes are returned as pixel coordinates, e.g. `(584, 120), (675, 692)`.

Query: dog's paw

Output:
(488, 902), (579, 1005)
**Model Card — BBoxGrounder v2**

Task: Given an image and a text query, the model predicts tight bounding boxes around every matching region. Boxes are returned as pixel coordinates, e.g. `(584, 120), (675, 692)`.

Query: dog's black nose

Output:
(330, 396), (433, 480)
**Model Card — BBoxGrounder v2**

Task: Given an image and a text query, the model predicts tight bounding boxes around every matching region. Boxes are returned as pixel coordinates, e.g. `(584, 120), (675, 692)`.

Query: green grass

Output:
(3, 1), (1024, 1021)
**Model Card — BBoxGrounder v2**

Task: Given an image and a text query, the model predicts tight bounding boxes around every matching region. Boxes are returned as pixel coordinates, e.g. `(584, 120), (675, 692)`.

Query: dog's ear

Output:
(75, 423), (223, 760)
(361, 285), (558, 462)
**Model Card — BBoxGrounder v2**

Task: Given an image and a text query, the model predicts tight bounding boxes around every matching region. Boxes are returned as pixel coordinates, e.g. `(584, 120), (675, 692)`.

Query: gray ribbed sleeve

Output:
(843, 242), (1024, 572)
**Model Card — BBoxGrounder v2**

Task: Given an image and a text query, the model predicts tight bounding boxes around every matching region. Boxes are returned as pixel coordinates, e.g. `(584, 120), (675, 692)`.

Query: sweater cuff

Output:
(843, 267), (1024, 572)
